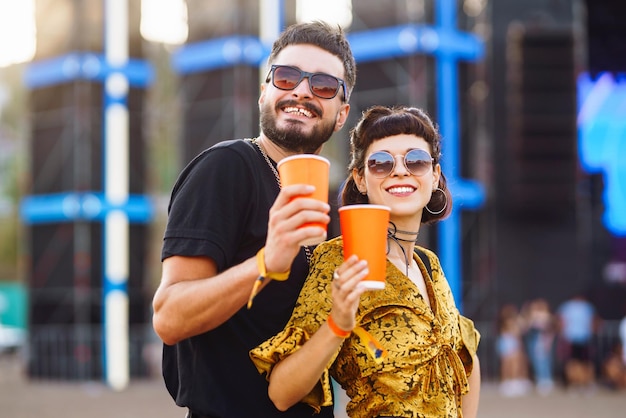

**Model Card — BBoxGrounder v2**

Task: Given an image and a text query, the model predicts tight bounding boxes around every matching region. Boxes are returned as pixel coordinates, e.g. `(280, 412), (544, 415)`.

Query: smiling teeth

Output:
(284, 107), (313, 118)
(388, 187), (415, 194)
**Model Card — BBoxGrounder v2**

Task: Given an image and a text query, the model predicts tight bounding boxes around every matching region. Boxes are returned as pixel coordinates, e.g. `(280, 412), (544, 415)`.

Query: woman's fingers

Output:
(334, 256), (368, 290)
(331, 257), (370, 330)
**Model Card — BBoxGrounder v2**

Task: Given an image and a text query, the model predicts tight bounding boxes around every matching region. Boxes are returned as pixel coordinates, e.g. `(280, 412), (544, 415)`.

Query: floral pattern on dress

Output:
(250, 236), (480, 418)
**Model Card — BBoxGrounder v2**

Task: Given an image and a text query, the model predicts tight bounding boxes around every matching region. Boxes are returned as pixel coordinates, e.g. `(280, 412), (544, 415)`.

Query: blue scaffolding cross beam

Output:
(24, 52), (153, 89)
(171, 23), (484, 75)
(20, 192), (153, 224)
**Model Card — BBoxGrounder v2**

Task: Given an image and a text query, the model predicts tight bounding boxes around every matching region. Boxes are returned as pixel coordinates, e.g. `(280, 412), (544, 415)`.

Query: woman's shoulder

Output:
(313, 235), (344, 253)
(414, 245), (440, 266)
(322, 235), (344, 247)
(310, 236), (344, 264)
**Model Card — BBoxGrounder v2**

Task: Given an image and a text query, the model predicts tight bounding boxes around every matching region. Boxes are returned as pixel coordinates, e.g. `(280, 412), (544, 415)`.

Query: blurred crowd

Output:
(495, 295), (626, 397)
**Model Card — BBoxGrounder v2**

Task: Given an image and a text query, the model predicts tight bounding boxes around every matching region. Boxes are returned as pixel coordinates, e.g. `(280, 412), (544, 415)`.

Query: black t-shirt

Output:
(161, 139), (333, 417)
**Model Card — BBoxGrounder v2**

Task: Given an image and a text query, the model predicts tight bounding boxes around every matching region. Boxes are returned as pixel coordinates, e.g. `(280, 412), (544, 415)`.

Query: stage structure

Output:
(172, 0), (486, 311)
(19, 0), (153, 389)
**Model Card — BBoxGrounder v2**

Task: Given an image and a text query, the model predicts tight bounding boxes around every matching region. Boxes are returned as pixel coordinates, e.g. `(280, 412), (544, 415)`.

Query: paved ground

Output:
(2, 352), (625, 418)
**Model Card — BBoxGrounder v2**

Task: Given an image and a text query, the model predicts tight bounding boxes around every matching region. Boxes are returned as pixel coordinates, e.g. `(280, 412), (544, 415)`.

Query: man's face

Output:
(259, 44), (350, 154)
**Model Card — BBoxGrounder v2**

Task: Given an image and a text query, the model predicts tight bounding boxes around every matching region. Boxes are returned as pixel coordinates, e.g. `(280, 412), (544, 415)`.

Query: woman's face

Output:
(353, 134), (440, 224)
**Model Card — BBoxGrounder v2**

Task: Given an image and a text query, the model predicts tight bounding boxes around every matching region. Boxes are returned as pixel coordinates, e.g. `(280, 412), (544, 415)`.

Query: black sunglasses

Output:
(266, 64), (347, 101)
(366, 149), (434, 178)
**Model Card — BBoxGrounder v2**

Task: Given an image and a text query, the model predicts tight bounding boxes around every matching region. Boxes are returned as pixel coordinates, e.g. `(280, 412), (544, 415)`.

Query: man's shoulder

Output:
(184, 139), (258, 169)
(198, 138), (256, 159)
(210, 138), (255, 151)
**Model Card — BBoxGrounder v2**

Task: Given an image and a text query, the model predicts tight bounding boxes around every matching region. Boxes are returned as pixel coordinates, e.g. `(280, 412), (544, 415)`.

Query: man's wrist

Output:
(256, 247), (290, 281)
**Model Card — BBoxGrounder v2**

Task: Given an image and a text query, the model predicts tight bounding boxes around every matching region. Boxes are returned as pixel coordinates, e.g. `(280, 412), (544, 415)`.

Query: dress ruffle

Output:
(250, 326), (338, 412)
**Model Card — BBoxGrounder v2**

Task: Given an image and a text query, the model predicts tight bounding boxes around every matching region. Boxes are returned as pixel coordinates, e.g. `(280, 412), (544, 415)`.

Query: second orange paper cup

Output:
(338, 204), (391, 290)
(277, 154), (330, 246)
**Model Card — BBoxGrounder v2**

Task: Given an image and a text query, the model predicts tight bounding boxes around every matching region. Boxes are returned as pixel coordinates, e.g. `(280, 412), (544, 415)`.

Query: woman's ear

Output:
(352, 168), (366, 194)
(433, 163), (441, 189)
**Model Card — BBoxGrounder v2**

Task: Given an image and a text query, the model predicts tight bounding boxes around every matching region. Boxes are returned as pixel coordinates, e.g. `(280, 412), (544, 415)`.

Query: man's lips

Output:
(277, 100), (321, 118)
(283, 106), (314, 118)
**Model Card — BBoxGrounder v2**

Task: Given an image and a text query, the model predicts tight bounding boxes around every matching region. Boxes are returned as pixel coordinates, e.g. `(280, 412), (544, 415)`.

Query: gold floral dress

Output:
(250, 236), (480, 418)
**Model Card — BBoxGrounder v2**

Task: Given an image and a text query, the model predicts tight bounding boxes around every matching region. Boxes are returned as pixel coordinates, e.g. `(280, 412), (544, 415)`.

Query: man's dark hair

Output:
(267, 21), (356, 101)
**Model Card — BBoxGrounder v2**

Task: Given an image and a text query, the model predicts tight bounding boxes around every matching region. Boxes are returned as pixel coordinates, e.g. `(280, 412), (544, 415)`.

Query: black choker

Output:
(387, 222), (419, 243)
(387, 222), (419, 276)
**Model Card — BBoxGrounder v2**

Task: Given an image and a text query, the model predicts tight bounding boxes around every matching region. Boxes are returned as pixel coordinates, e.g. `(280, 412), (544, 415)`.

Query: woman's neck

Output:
(387, 241), (416, 263)
(386, 220), (421, 274)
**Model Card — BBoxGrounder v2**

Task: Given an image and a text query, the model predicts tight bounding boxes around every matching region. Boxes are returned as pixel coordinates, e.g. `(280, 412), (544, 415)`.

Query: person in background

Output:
(151, 21), (356, 418)
(556, 293), (599, 394)
(496, 304), (531, 397)
(601, 341), (626, 390)
(601, 304), (626, 390)
(250, 105), (481, 418)
(522, 298), (556, 395)
(618, 303), (626, 364)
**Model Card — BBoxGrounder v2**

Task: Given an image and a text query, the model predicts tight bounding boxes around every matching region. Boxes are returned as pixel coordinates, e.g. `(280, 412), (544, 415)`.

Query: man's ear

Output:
(334, 103), (350, 132)
(258, 83), (266, 107)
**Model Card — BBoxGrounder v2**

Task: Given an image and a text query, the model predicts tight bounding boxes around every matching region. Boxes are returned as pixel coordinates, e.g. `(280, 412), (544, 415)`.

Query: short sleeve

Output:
(162, 140), (278, 270)
(250, 326), (336, 412)
(249, 238), (345, 413)
(457, 314), (481, 375)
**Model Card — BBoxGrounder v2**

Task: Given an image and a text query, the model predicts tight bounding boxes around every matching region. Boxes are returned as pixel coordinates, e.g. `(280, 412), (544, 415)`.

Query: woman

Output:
(250, 105), (481, 418)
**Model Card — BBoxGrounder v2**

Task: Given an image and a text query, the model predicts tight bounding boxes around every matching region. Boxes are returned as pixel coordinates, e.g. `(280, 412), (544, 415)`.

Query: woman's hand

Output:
(329, 255), (370, 332)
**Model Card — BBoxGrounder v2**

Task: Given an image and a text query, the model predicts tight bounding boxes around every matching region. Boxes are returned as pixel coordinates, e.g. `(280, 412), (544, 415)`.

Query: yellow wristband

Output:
(256, 247), (290, 281)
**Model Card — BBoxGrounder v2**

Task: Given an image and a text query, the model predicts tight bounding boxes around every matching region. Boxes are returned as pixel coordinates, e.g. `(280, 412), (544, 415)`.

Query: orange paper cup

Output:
(338, 204), (391, 290)
(277, 154), (330, 246)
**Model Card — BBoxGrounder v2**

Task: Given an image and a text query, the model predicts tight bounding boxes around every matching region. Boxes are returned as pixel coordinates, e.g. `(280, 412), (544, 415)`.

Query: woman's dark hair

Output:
(266, 21), (356, 101)
(341, 105), (452, 224)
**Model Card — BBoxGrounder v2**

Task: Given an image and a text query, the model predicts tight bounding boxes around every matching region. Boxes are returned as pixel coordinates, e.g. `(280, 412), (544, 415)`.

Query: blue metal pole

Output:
(435, 0), (463, 311)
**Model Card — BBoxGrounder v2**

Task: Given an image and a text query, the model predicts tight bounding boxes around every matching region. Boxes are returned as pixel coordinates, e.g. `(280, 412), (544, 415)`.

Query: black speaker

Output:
(586, 0), (626, 75)
(504, 26), (577, 219)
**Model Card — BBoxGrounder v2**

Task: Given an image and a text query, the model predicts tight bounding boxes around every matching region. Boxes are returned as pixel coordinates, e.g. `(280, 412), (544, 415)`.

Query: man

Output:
(152, 21), (356, 418)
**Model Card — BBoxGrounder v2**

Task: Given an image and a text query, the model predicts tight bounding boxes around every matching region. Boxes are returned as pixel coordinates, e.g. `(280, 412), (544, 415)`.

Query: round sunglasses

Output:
(366, 149), (434, 178)
(266, 65), (347, 101)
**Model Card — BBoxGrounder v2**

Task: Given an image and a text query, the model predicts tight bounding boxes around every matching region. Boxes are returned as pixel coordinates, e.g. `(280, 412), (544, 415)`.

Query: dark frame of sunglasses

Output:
(366, 149), (435, 178)
(265, 64), (347, 101)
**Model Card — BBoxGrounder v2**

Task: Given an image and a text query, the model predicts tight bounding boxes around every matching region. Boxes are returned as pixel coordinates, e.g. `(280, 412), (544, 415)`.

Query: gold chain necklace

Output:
(248, 138), (312, 264)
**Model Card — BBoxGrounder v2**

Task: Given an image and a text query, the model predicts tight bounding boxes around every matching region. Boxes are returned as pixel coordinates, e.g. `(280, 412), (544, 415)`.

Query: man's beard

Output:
(260, 101), (337, 154)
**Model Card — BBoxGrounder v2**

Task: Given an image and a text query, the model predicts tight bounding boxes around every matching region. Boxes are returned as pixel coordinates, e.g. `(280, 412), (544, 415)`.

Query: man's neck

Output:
(257, 135), (322, 163)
